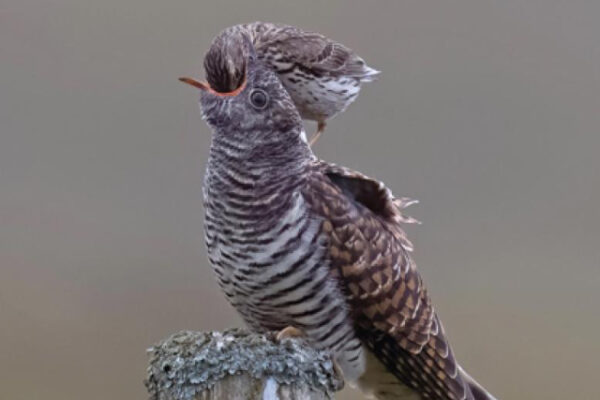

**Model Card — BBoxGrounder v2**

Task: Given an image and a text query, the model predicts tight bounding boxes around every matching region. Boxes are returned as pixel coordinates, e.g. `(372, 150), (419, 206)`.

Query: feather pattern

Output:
(204, 22), (379, 124)
(302, 160), (494, 400)
(195, 42), (495, 400)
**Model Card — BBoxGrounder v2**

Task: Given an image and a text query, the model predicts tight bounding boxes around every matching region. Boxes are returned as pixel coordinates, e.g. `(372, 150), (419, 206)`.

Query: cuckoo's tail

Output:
(459, 366), (497, 400)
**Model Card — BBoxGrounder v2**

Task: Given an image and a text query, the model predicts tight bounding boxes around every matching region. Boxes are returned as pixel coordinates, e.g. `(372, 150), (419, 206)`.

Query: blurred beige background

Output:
(1, 1), (599, 399)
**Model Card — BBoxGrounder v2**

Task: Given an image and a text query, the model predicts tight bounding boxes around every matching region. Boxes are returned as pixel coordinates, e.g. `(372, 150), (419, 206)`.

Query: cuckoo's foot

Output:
(309, 121), (326, 146)
(331, 358), (344, 380)
(275, 326), (306, 341)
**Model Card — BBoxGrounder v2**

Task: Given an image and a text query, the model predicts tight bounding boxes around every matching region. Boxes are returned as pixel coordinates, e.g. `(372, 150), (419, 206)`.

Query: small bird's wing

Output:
(302, 160), (487, 400)
(245, 22), (379, 80)
(205, 22), (379, 92)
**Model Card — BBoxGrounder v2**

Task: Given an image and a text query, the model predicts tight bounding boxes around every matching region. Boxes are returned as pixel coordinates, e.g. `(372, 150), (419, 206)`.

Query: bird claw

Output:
(331, 358), (344, 380)
(275, 326), (306, 341)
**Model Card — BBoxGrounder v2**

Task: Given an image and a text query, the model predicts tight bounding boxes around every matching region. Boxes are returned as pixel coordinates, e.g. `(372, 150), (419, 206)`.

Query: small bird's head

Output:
(180, 36), (306, 148)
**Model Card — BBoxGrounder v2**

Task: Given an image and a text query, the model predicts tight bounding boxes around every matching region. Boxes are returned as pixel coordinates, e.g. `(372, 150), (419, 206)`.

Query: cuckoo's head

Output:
(180, 36), (306, 148)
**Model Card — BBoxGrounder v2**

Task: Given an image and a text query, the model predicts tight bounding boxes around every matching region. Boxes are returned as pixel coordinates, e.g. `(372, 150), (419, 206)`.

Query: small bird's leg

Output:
(275, 326), (306, 341)
(309, 121), (326, 146)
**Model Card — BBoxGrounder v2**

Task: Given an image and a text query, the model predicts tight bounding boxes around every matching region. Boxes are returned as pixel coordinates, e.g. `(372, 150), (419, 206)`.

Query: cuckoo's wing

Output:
(302, 160), (482, 400)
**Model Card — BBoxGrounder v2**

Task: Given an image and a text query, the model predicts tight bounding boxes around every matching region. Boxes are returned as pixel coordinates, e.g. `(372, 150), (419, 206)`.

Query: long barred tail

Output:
(354, 344), (497, 400)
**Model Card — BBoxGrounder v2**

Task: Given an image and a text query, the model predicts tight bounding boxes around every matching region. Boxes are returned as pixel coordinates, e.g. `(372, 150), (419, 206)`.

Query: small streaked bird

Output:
(202, 21), (380, 144)
(180, 38), (495, 400)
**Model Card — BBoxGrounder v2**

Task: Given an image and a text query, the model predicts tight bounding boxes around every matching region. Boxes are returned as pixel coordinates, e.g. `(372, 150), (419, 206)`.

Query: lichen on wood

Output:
(145, 328), (344, 399)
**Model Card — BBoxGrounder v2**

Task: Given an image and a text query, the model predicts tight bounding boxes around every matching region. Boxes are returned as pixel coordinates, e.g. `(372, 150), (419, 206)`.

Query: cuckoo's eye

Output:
(249, 89), (269, 110)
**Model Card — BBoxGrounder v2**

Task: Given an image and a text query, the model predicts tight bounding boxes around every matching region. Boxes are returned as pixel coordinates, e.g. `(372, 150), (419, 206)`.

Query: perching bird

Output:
(202, 21), (380, 145)
(180, 39), (495, 400)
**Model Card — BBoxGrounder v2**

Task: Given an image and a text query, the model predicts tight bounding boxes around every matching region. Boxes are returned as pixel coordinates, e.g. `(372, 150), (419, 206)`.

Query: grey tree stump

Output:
(145, 328), (344, 400)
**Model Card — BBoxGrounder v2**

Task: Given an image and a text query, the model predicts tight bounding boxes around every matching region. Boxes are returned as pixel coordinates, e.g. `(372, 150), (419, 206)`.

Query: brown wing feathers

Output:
(304, 160), (474, 400)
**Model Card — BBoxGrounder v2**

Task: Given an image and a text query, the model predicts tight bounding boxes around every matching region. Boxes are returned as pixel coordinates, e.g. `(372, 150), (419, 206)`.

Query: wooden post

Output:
(145, 328), (344, 400)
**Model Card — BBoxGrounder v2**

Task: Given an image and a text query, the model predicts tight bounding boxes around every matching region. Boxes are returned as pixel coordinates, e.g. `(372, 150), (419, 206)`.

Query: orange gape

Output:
(179, 77), (247, 97)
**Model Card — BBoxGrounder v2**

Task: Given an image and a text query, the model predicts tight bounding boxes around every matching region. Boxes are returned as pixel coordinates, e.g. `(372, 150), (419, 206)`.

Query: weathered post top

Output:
(145, 328), (344, 400)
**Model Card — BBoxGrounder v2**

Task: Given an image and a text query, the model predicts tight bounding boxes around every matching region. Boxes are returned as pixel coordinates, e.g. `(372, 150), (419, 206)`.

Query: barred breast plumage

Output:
(203, 123), (366, 380)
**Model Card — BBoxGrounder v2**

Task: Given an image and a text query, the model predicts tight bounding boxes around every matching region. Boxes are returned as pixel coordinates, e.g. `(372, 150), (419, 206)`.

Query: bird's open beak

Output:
(179, 77), (211, 91)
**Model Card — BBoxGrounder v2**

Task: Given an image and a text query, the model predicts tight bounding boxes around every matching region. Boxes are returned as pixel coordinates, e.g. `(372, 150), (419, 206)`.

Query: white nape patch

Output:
(299, 130), (308, 144)
(262, 377), (279, 400)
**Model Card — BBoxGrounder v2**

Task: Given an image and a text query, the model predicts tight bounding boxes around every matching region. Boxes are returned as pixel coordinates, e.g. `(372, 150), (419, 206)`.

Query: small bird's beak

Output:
(179, 77), (210, 91)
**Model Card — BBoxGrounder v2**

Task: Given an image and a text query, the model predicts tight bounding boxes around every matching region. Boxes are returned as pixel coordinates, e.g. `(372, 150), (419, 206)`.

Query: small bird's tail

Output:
(459, 366), (497, 400)
(360, 66), (381, 82)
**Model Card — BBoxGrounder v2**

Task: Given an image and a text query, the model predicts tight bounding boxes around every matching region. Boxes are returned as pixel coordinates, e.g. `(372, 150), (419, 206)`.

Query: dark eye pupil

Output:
(250, 90), (268, 108)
